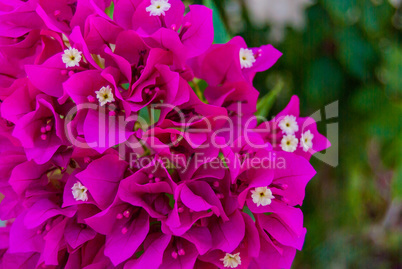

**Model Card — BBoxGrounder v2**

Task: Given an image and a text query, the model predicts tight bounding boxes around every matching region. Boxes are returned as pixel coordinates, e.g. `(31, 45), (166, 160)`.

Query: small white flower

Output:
(278, 115), (299, 135)
(251, 187), (275, 207)
(95, 85), (115, 106)
(300, 130), (314, 152)
(239, 48), (256, 69)
(71, 182), (88, 202)
(281, 134), (299, 152)
(146, 0), (171, 16)
(221, 252), (241, 268)
(62, 48), (82, 68)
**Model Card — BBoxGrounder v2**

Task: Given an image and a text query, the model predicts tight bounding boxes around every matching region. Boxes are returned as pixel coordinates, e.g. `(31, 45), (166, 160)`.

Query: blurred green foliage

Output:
(190, 0), (402, 267)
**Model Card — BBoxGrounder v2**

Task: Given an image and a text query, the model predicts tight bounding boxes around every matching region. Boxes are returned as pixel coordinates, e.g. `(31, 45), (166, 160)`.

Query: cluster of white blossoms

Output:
(279, 115), (314, 152)
(95, 85), (115, 106)
(389, 0), (401, 8)
(245, 0), (313, 42)
(146, 0), (171, 16)
(251, 187), (275, 207)
(71, 182), (88, 202)
(239, 48), (256, 69)
(62, 46), (115, 107)
(221, 252), (242, 268)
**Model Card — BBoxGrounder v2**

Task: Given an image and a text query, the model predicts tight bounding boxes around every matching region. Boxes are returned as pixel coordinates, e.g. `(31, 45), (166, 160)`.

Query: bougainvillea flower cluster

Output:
(0, 0), (330, 268)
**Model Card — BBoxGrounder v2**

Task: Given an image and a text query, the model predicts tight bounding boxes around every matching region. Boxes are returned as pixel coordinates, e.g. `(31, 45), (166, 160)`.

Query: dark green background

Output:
(192, 0), (402, 268)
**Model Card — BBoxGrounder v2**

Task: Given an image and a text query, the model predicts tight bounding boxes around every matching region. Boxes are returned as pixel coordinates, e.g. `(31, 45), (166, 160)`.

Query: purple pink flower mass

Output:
(0, 0), (330, 268)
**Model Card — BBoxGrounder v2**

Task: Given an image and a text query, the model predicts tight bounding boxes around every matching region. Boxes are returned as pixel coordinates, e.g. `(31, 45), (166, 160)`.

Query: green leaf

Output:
(190, 79), (208, 103)
(203, 0), (230, 44)
(218, 152), (228, 169)
(138, 107), (150, 124)
(135, 250), (144, 258)
(121, 83), (130, 90)
(105, 2), (114, 19)
(138, 106), (161, 126)
(256, 80), (283, 122)
(242, 206), (255, 222)
(151, 108), (161, 124)
(166, 194), (175, 209)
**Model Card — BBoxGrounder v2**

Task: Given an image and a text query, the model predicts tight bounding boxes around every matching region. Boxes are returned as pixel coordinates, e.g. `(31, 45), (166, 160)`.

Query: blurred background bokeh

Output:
(189, 0), (402, 268)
